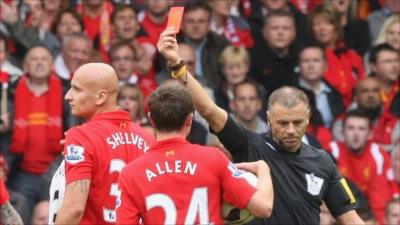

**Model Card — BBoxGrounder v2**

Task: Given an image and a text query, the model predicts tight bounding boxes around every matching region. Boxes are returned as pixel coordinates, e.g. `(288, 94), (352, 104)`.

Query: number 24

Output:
(146, 187), (210, 224)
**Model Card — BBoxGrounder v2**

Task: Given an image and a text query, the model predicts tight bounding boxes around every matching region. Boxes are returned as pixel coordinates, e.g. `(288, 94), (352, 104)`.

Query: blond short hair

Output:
(219, 45), (250, 67)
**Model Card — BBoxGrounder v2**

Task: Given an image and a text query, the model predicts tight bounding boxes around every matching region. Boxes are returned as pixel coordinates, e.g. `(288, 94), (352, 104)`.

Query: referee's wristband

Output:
(168, 60), (185, 71)
(171, 65), (187, 79)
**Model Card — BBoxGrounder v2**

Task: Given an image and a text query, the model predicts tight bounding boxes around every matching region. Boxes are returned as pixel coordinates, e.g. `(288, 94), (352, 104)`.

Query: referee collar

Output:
(264, 131), (303, 156)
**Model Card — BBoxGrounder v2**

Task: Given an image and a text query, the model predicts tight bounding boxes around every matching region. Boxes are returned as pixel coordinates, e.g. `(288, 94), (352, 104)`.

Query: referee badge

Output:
(305, 173), (324, 196)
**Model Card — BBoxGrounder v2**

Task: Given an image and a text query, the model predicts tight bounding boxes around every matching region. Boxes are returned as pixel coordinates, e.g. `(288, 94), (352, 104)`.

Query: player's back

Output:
(118, 137), (255, 225)
(64, 111), (155, 224)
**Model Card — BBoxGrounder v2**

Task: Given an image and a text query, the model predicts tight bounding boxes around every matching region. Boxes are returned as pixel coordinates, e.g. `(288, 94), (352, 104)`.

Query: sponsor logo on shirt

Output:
(305, 173), (324, 196)
(65, 144), (85, 164)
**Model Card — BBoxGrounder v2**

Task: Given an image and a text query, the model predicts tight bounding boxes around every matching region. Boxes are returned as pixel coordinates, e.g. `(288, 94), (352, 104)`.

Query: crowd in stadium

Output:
(0, 0), (399, 224)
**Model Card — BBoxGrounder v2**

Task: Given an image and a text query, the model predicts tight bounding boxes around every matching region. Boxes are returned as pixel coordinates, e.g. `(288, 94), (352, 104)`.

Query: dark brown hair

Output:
(149, 83), (194, 132)
(51, 8), (84, 37)
(307, 5), (342, 45)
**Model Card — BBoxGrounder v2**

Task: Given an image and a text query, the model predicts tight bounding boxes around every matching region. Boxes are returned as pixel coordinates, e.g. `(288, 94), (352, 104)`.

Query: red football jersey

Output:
(116, 138), (257, 225)
(0, 178), (9, 205)
(328, 141), (399, 224)
(63, 111), (155, 224)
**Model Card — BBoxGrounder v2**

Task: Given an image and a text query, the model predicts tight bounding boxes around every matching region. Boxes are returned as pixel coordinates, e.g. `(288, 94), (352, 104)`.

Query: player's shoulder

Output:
(188, 144), (229, 163)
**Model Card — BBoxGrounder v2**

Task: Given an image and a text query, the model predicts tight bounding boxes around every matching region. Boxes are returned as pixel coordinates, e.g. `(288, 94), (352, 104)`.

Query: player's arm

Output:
(0, 201), (23, 225)
(55, 179), (90, 225)
(236, 160), (274, 217)
(157, 27), (228, 133)
(335, 210), (365, 225)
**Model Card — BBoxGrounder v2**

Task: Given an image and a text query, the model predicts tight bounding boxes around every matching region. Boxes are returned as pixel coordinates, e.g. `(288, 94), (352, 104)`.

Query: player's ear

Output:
(96, 90), (108, 105)
(185, 113), (193, 128)
(266, 110), (271, 126)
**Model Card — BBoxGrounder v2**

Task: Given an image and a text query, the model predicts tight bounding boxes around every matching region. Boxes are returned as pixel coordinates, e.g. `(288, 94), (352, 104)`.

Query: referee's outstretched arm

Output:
(157, 28), (229, 134)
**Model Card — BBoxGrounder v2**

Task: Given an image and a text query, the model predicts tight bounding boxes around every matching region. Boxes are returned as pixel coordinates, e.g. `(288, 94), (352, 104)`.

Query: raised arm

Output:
(157, 28), (228, 133)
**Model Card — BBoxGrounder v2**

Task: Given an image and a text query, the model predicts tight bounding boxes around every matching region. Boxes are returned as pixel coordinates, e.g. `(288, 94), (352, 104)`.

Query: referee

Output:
(157, 28), (365, 225)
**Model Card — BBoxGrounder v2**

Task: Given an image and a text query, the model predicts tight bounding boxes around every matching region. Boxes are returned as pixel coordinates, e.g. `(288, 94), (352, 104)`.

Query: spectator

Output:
(0, 177), (24, 225)
(111, 4), (156, 81)
(50, 9), (85, 55)
(178, 1), (229, 89)
(230, 79), (269, 134)
(137, 0), (173, 45)
(368, 0), (400, 45)
(7, 46), (71, 221)
(31, 200), (49, 225)
(118, 83), (147, 125)
(327, 0), (370, 56)
(158, 27), (364, 225)
(215, 45), (251, 112)
(332, 77), (400, 153)
(296, 44), (345, 128)
(40, 0), (65, 31)
(0, 33), (23, 81)
(308, 5), (365, 107)
(290, 0), (322, 14)
(369, 44), (400, 110)
(54, 33), (93, 80)
(115, 83), (274, 224)
(0, 1), (60, 63)
(249, 10), (298, 98)
(384, 198), (400, 225)
(328, 109), (399, 224)
(76, 0), (114, 61)
(375, 13), (400, 51)
(208, 0), (254, 48)
(109, 41), (157, 99)
(110, 41), (139, 85)
(242, 0), (308, 48)
(301, 89), (334, 150)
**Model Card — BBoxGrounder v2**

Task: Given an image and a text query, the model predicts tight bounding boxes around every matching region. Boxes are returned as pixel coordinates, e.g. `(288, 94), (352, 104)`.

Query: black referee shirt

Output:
(216, 116), (357, 225)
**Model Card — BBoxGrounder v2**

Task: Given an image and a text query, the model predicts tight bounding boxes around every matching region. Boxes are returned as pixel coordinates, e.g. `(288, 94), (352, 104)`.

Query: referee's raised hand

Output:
(157, 27), (182, 67)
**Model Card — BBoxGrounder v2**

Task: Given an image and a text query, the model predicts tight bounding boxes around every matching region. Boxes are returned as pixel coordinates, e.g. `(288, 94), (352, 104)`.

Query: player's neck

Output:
(155, 130), (187, 142)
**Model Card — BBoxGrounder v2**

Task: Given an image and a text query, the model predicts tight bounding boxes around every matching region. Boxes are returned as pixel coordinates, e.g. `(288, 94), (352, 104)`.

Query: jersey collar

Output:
(149, 137), (189, 152)
(90, 110), (132, 122)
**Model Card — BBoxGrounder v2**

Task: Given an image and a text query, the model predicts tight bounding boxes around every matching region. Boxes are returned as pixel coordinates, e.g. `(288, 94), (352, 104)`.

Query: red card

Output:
(167, 7), (184, 33)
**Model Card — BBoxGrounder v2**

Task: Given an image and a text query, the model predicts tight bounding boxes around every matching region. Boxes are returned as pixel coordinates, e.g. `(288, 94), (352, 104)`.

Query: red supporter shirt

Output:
(116, 138), (257, 224)
(63, 111), (155, 224)
(139, 12), (167, 45)
(324, 48), (365, 107)
(0, 178), (9, 205)
(23, 92), (58, 174)
(328, 141), (399, 225)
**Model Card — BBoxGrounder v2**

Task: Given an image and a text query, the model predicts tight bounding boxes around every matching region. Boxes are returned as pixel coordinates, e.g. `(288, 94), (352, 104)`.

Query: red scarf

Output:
(10, 74), (63, 154)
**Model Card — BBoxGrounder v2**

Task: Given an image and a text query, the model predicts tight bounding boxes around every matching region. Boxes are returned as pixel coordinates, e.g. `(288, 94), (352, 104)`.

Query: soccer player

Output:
(157, 27), (365, 225)
(116, 84), (274, 224)
(1, 178), (23, 225)
(52, 63), (155, 225)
